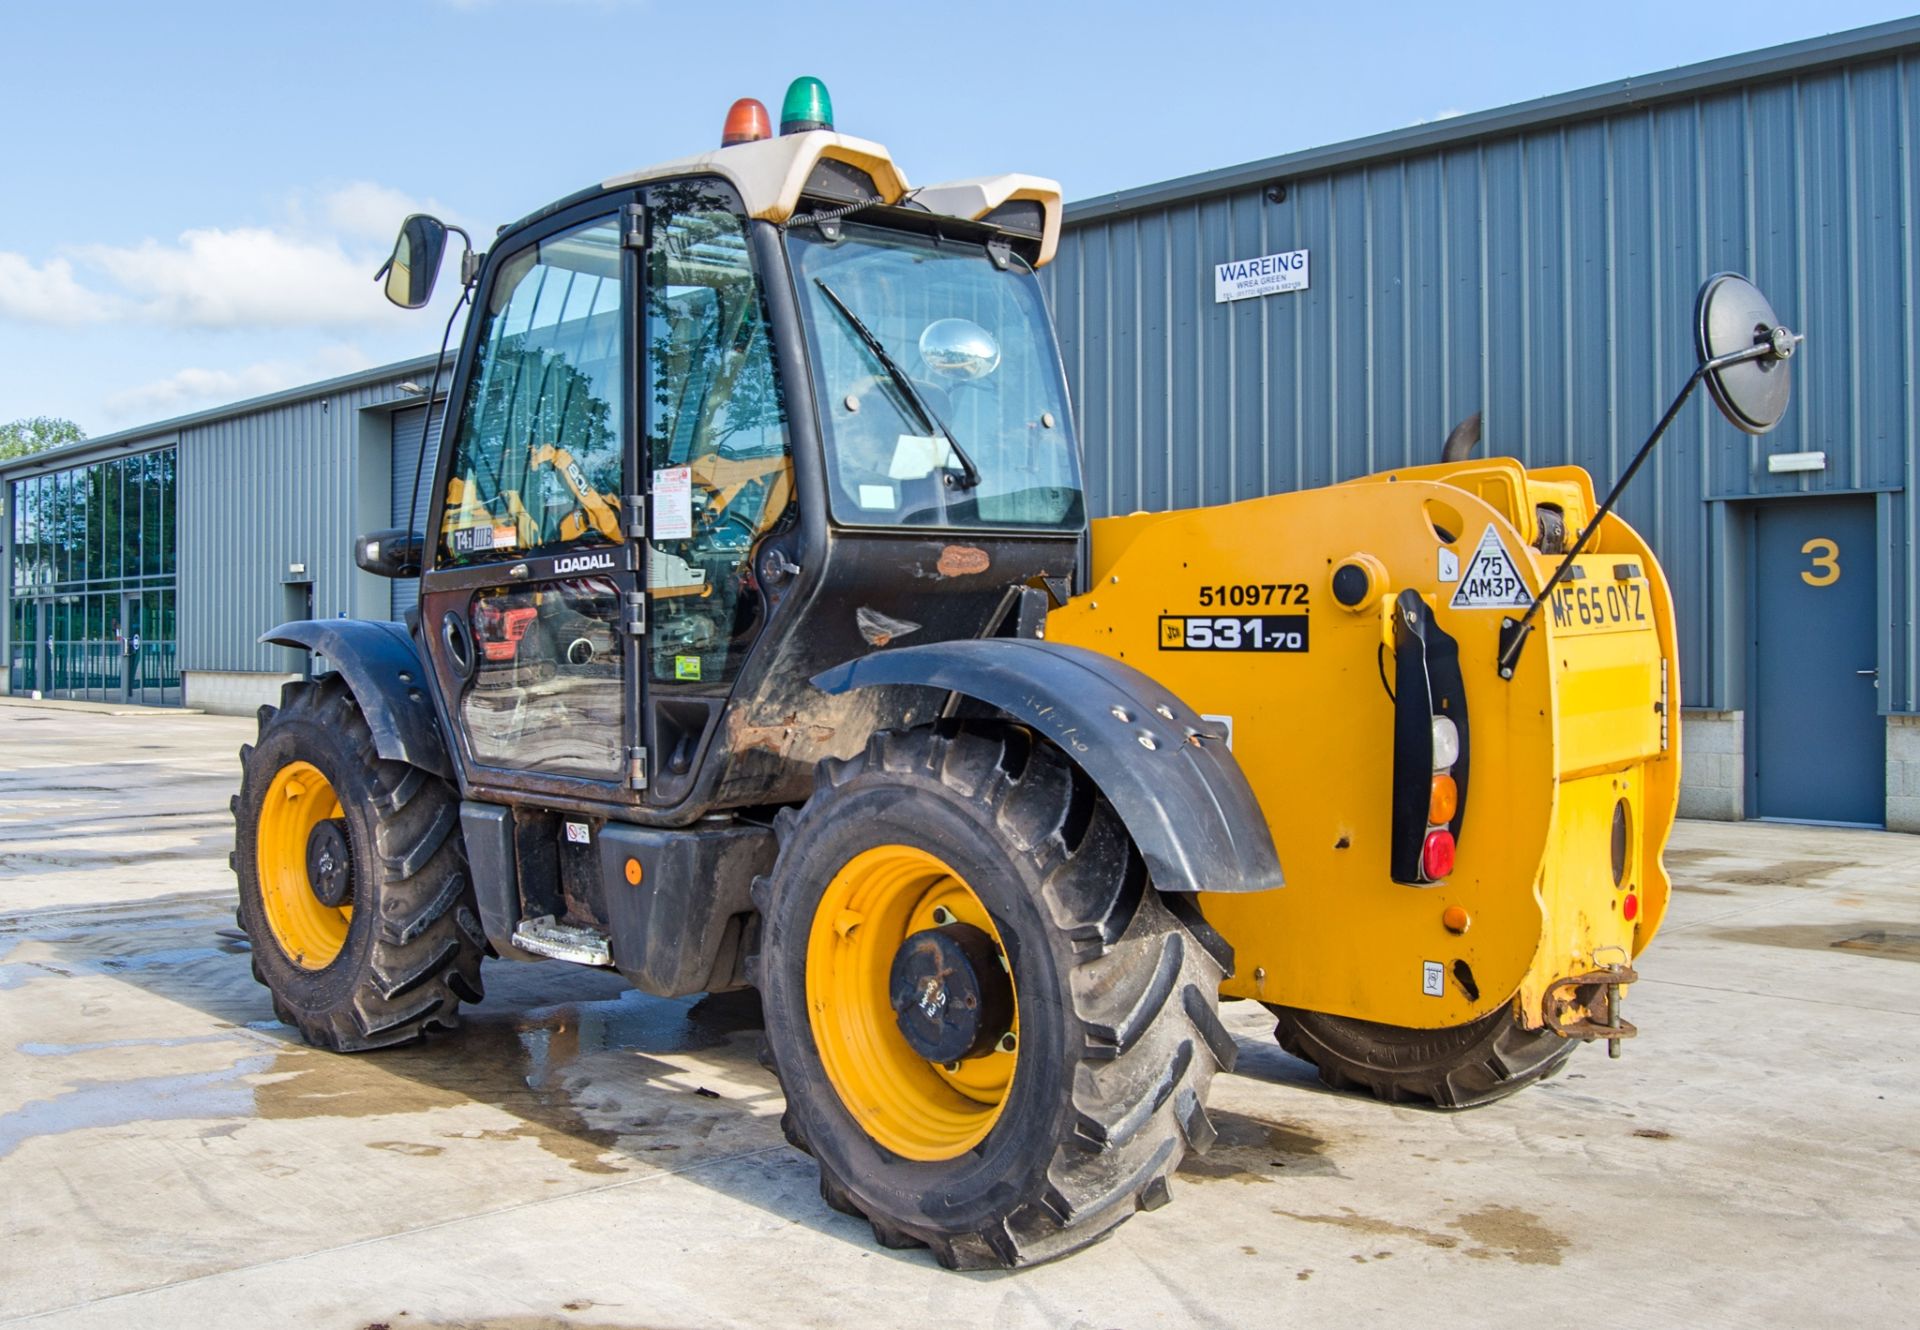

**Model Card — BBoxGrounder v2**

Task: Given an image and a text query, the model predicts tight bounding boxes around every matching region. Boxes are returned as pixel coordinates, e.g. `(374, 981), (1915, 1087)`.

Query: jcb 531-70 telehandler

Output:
(232, 78), (1799, 1267)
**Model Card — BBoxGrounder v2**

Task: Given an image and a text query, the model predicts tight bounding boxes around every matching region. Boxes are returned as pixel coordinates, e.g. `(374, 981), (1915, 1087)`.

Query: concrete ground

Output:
(1, 701), (1915, 1330)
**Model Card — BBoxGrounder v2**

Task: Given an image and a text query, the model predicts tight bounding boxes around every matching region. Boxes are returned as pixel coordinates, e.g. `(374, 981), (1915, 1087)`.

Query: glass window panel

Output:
(159, 450), (175, 576)
(53, 472), (69, 584)
(642, 186), (790, 688)
(439, 216), (626, 567)
(461, 578), (623, 777)
(143, 454), (162, 577)
(786, 221), (1083, 531)
(103, 459), (124, 583)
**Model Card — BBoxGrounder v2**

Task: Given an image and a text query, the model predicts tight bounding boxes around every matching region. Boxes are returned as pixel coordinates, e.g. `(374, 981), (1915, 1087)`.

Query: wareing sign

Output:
(1213, 248), (1309, 303)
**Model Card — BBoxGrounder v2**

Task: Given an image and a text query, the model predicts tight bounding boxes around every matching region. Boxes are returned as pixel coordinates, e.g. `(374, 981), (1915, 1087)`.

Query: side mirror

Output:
(376, 214), (449, 310)
(355, 528), (424, 579)
(1695, 273), (1798, 435)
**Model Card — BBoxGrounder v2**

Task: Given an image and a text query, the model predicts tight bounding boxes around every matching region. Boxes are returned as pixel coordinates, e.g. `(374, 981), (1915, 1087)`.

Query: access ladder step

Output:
(510, 915), (613, 967)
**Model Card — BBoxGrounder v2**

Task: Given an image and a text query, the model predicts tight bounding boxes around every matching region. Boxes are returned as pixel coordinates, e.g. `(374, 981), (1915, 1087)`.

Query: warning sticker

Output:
(1448, 526), (1532, 609)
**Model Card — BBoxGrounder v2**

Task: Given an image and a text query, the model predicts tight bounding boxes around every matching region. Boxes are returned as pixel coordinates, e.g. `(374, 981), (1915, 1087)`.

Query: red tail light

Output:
(1422, 829), (1456, 880)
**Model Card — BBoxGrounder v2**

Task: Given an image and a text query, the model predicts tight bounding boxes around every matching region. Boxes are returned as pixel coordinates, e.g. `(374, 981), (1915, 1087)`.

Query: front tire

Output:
(752, 724), (1233, 1269)
(231, 676), (486, 1051)
(1268, 1003), (1576, 1109)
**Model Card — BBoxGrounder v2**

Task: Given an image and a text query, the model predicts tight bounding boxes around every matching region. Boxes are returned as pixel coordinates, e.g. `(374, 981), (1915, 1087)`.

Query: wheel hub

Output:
(305, 817), (354, 909)
(888, 923), (1013, 1063)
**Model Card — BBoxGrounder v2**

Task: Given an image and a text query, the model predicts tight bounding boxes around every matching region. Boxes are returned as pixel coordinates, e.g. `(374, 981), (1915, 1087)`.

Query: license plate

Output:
(1159, 615), (1309, 652)
(1550, 580), (1651, 636)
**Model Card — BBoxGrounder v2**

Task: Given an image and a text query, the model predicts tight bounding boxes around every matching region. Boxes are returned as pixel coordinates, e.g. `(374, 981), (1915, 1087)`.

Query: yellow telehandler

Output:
(231, 78), (1799, 1266)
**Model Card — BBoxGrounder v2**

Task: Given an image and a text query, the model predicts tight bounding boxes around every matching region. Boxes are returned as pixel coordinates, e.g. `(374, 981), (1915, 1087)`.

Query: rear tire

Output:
(752, 724), (1233, 1269)
(1268, 1003), (1576, 1109)
(231, 675), (485, 1051)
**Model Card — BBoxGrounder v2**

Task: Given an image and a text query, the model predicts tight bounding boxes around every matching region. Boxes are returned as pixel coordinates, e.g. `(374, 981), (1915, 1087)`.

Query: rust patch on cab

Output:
(936, 544), (991, 577)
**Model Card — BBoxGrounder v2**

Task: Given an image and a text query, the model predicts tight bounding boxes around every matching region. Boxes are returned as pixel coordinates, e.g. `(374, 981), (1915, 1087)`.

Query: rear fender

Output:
(812, 639), (1283, 895)
(260, 619), (452, 781)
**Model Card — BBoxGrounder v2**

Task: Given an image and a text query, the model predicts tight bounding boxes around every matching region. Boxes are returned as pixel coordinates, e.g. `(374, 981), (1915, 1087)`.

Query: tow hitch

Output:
(1546, 964), (1639, 1058)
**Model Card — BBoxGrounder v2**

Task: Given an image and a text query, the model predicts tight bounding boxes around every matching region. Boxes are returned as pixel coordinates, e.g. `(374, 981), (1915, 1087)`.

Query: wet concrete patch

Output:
(1275, 1203), (1570, 1265)
(1714, 921), (1920, 963)
(18, 1033), (244, 1056)
(249, 988), (769, 1176)
(0, 1057), (272, 1159)
(1708, 858), (1857, 889)
(1178, 1109), (1338, 1182)
(1449, 1204), (1570, 1265)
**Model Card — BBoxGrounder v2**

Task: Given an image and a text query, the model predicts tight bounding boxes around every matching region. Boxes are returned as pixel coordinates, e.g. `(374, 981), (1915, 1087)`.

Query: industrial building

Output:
(2, 357), (447, 713)
(4, 17), (1917, 827)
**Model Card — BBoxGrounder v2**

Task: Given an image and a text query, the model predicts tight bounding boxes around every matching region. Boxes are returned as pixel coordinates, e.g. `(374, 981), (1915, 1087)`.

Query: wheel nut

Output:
(943, 1061), (961, 1073)
(931, 906), (954, 925)
(997, 1032), (1017, 1054)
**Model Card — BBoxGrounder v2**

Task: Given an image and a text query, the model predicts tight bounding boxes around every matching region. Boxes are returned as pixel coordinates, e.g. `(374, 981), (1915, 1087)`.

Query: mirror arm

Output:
(1494, 331), (1797, 680)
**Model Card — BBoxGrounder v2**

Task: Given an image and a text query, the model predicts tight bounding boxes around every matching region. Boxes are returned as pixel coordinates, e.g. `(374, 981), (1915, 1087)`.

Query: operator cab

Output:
(365, 78), (1080, 821)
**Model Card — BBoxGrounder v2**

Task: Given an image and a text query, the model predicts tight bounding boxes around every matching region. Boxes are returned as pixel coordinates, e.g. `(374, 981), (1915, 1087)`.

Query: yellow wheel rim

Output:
(806, 845), (1018, 1161)
(256, 760), (352, 970)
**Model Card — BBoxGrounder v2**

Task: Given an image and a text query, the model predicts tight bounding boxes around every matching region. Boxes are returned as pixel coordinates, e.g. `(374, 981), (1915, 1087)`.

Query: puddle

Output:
(1714, 920), (1920, 963)
(1179, 1109), (1338, 1182)
(0, 1057), (273, 1159)
(18, 1033), (244, 1056)
(0, 889), (775, 1180)
(251, 987), (768, 1175)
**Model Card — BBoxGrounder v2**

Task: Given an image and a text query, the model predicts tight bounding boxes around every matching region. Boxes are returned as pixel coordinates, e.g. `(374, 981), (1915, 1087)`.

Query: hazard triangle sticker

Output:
(1449, 525), (1533, 609)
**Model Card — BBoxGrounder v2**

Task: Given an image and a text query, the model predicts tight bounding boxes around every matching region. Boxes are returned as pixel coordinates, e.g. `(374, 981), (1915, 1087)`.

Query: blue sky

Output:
(1, 0), (1911, 435)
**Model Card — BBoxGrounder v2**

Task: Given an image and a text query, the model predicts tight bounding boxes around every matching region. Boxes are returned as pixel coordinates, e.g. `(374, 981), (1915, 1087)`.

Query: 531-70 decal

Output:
(1160, 583), (1311, 652)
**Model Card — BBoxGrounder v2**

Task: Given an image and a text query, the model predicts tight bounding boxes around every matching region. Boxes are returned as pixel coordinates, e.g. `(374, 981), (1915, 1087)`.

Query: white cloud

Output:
(101, 345), (376, 423)
(316, 181), (455, 241)
(0, 253), (120, 325)
(79, 228), (386, 329)
(0, 182), (471, 333)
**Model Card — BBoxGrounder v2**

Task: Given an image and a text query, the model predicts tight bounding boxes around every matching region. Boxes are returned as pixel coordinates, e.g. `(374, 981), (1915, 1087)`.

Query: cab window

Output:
(643, 181), (791, 687)
(439, 215), (625, 567)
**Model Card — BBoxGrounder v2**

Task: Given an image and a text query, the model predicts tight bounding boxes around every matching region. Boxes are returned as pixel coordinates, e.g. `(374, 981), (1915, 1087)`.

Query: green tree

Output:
(0, 416), (85, 462)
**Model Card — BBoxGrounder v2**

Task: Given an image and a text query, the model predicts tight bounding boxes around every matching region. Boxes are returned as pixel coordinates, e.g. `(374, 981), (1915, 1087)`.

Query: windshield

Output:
(786, 221), (1084, 530)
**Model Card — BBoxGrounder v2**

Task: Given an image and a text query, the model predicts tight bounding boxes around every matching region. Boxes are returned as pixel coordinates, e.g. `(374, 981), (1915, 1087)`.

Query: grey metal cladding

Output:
(1043, 35), (1920, 714)
(178, 377), (410, 674)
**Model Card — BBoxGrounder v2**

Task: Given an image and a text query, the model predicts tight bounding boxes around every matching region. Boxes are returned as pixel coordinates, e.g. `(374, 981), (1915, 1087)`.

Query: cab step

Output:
(510, 915), (613, 967)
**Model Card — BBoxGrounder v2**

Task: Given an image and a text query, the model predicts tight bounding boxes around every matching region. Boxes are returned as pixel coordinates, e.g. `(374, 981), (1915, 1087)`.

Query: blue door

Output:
(1751, 496), (1883, 824)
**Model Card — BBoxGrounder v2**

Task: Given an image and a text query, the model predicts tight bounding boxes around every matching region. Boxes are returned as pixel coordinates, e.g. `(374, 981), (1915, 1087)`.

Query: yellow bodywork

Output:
(1045, 458), (1678, 1031)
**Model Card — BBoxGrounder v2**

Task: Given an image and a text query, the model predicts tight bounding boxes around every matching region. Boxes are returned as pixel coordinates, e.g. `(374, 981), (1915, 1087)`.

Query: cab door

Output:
(418, 204), (646, 806)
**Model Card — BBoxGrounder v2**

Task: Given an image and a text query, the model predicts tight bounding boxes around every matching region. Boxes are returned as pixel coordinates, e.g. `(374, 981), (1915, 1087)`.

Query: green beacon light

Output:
(780, 76), (833, 135)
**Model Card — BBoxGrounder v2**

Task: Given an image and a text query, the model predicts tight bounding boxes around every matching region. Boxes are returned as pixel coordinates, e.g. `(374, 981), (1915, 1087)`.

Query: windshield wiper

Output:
(812, 277), (982, 489)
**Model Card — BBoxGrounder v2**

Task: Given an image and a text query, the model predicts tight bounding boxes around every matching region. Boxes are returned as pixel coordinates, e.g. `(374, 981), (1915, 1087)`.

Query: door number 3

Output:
(1801, 537), (1840, 587)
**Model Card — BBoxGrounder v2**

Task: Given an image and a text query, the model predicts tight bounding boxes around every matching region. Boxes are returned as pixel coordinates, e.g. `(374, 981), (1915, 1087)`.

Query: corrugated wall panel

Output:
(1050, 52), (1920, 713)
(178, 374), (421, 674)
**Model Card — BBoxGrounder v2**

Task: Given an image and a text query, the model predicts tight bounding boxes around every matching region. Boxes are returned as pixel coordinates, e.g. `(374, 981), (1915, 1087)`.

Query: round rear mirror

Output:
(1695, 272), (1794, 435)
(919, 318), (1001, 381)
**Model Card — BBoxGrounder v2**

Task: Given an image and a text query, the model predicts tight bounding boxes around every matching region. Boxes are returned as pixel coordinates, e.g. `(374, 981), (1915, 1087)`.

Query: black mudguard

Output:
(812, 639), (1283, 895)
(260, 619), (453, 781)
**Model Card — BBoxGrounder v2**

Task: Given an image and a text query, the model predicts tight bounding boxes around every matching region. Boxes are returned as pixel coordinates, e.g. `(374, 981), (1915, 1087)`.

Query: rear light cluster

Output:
(1419, 720), (1460, 880)
(1387, 589), (1469, 887)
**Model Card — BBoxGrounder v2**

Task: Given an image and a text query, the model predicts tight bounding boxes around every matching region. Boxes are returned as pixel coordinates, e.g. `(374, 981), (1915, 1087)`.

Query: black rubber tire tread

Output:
(1267, 1001), (1577, 1109)
(232, 675), (485, 1052)
(751, 723), (1229, 1270)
